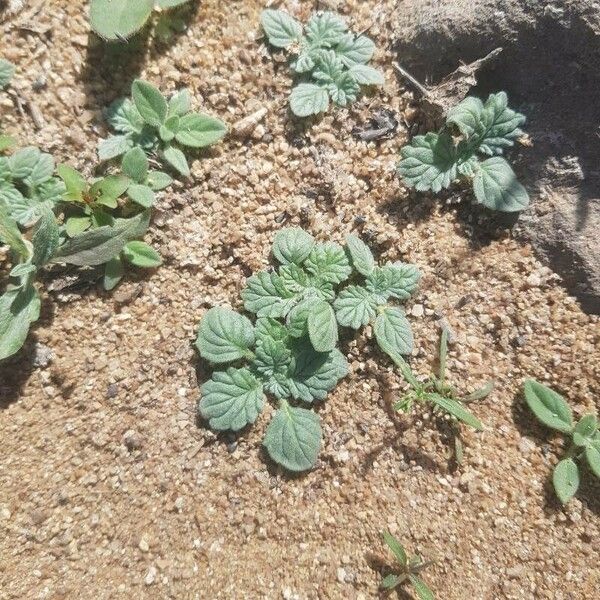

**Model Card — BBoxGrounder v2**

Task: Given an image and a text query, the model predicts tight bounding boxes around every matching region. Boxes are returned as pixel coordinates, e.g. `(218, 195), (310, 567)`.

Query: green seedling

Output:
(524, 379), (600, 504)
(99, 79), (227, 177)
(380, 532), (435, 599)
(261, 9), (384, 117)
(0, 146), (159, 360)
(90, 0), (191, 42)
(196, 228), (420, 471)
(398, 92), (529, 212)
(391, 329), (492, 449)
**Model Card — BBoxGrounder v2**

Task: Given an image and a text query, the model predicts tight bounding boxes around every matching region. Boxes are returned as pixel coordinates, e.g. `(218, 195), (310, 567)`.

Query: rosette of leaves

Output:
(398, 92), (529, 212)
(524, 379), (600, 504)
(90, 0), (191, 42)
(391, 329), (492, 459)
(195, 306), (349, 471)
(261, 10), (384, 117)
(240, 228), (420, 360)
(57, 162), (163, 290)
(98, 79), (227, 177)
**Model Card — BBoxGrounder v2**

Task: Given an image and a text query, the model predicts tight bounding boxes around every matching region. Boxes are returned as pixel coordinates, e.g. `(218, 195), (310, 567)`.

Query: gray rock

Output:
(392, 0), (600, 313)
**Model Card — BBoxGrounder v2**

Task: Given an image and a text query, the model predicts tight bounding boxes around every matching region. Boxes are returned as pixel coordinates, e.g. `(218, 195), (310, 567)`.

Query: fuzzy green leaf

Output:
(132, 80), (168, 128)
(334, 285), (378, 329)
(383, 532), (407, 566)
(377, 262), (421, 300)
(573, 414), (598, 447)
(290, 84), (329, 117)
(175, 113), (227, 148)
(272, 227), (315, 265)
(553, 458), (579, 504)
(345, 234), (375, 276)
(105, 98), (144, 135)
(52, 210), (150, 266)
(374, 307), (413, 357)
(199, 367), (264, 431)
(473, 157), (529, 212)
(585, 444), (600, 478)
(167, 89), (191, 118)
(196, 306), (255, 364)
(523, 379), (573, 433)
(263, 401), (321, 472)
(98, 135), (133, 161)
(90, 0), (153, 41)
(31, 205), (59, 266)
(8, 147), (40, 179)
(348, 63), (384, 85)
(261, 9), (303, 48)
(308, 300), (338, 352)
(335, 34), (375, 66)
(162, 145), (190, 176)
(57, 164), (86, 200)
(242, 271), (294, 318)
(446, 96), (484, 138)
(104, 256), (124, 291)
(122, 147), (148, 182)
(122, 240), (161, 268)
(478, 92), (526, 155)
(429, 393), (483, 430)
(0, 282), (40, 361)
(254, 317), (289, 345)
(398, 132), (458, 193)
(146, 170), (172, 191)
(381, 574), (402, 590)
(127, 183), (155, 207)
(409, 575), (435, 600)
(287, 342), (348, 402)
(25, 153), (55, 188)
(305, 12), (347, 47)
(304, 242), (352, 285)
(0, 203), (28, 258)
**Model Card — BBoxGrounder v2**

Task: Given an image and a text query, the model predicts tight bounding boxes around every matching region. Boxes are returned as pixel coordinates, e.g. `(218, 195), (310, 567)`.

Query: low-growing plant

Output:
(90, 0), (191, 42)
(398, 92), (529, 212)
(391, 329), (492, 455)
(98, 79), (227, 177)
(380, 532), (435, 599)
(524, 379), (600, 504)
(0, 147), (161, 360)
(261, 9), (384, 117)
(195, 228), (420, 471)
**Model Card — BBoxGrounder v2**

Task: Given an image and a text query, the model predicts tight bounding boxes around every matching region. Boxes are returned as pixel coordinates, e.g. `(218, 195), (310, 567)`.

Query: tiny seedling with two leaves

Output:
(391, 329), (493, 459)
(261, 10), (384, 117)
(195, 227), (421, 471)
(90, 0), (191, 42)
(524, 379), (600, 504)
(99, 79), (227, 177)
(380, 532), (435, 599)
(398, 92), (529, 212)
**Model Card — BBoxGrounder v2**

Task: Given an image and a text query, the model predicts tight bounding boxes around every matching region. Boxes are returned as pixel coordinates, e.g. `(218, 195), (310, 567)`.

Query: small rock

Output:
(336, 567), (347, 583)
(123, 430), (142, 451)
(139, 535), (150, 553)
(518, 437), (536, 454)
(144, 566), (157, 585)
(32, 343), (54, 368)
(525, 273), (542, 288)
(106, 384), (118, 399)
(411, 304), (424, 317)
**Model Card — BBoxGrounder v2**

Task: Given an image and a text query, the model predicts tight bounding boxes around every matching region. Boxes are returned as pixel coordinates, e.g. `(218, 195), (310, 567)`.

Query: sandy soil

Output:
(1, 1), (599, 599)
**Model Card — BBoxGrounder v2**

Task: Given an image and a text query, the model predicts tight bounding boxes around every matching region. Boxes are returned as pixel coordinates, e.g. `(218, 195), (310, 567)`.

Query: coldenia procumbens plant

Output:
(99, 79), (227, 177)
(524, 379), (600, 504)
(261, 10), (384, 117)
(391, 329), (493, 457)
(195, 228), (420, 471)
(90, 0), (191, 42)
(398, 92), (529, 212)
(380, 532), (435, 599)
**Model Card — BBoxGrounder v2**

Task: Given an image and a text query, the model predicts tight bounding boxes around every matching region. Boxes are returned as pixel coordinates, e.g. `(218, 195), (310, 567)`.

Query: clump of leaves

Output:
(195, 228), (420, 471)
(90, 0), (191, 42)
(0, 59), (15, 89)
(0, 147), (159, 360)
(398, 92), (529, 212)
(380, 532), (435, 599)
(261, 10), (384, 117)
(392, 329), (492, 454)
(524, 379), (600, 504)
(99, 79), (227, 177)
